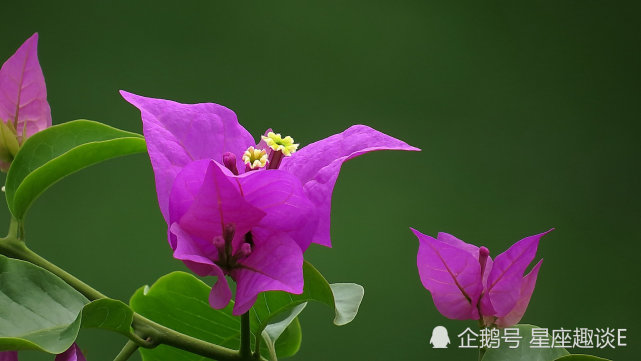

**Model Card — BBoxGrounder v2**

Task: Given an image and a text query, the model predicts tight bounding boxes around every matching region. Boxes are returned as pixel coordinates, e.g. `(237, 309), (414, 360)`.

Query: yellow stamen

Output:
(242, 146), (268, 169)
(261, 131), (298, 156)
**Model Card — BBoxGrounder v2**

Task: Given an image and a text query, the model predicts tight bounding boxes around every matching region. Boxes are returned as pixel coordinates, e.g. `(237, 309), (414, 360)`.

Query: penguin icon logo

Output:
(429, 326), (450, 348)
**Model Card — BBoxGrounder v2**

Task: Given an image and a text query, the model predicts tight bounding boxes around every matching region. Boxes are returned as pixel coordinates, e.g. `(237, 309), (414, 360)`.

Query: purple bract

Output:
(0, 33), (51, 171)
(412, 228), (552, 327)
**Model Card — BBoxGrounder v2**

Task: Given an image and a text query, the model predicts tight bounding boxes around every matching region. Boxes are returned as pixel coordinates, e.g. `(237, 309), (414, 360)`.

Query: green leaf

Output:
(81, 298), (134, 337)
(555, 356), (611, 361)
(130, 262), (364, 361)
(5, 119), (146, 219)
(261, 303), (307, 360)
(482, 324), (570, 361)
(0, 254), (89, 353)
(329, 283), (365, 326)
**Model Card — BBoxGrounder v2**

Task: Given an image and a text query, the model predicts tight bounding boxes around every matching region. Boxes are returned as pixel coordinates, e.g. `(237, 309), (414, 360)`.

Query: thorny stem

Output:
(113, 340), (139, 361)
(0, 217), (266, 361)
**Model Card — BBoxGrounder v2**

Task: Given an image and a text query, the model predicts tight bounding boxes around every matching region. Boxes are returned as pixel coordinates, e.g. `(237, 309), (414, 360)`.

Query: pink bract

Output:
(0, 33), (51, 171)
(413, 228), (551, 327)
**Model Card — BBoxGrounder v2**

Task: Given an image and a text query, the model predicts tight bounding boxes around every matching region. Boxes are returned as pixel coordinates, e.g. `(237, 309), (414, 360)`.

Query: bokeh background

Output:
(1, 1), (639, 360)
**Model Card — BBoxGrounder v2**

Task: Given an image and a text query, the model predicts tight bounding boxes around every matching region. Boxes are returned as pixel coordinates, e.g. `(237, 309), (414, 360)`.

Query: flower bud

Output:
(212, 236), (225, 249)
(223, 223), (235, 242)
(479, 246), (490, 277)
(238, 243), (252, 257)
(222, 152), (239, 175)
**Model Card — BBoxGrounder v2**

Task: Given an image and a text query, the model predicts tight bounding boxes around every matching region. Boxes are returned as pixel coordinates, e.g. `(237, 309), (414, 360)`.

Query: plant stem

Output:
(240, 312), (251, 358)
(113, 340), (139, 361)
(132, 313), (249, 360)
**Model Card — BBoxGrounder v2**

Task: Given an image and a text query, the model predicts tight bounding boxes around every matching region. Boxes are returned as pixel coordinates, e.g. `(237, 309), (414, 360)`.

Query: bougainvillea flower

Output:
(0, 33), (51, 171)
(412, 228), (551, 327)
(120, 91), (419, 250)
(0, 343), (86, 361)
(168, 159), (309, 315)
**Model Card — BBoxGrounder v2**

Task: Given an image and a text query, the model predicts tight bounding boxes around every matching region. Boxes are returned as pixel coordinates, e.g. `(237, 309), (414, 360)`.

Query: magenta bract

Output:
(0, 33), (51, 171)
(121, 91), (418, 313)
(412, 228), (551, 327)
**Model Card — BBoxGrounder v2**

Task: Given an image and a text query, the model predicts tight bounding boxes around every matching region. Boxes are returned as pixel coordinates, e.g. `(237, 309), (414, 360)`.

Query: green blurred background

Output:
(1, 1), (639, 360)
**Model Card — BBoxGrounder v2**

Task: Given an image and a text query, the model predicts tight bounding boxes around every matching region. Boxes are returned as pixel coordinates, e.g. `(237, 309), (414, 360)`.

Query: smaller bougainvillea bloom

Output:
(412, 228), (552, 327)
(0, 343), (86, 361)
(120, 91), (419, 251)
(168, 159), (310, 315)
(0, 33), (51, 171)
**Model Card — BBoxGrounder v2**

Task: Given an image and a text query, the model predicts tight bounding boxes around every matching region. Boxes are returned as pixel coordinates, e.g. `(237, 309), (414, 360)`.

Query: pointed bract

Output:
(0, 33), (52, 171)
(0, 33), (51, 141)
(495, 259), (543, 327)
(483, 230), (551, 317)
(413, 228), (482, 319)
(120, 91), (254, 221)
(281, 125), (420, 247)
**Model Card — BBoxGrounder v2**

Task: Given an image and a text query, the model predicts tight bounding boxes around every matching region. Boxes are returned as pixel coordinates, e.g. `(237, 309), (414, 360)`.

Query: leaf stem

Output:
(113, 340), (139, 361)
(132, 313), (249, 360)
(240, 312), (251, 358)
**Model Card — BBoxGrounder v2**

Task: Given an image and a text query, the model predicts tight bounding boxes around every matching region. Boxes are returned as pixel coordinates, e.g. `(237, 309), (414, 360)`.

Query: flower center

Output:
(262, 131), (299, 156)
(213, 223), (253, 272)
(262, 131), (298, 169)
(242, 146), (268, 171)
